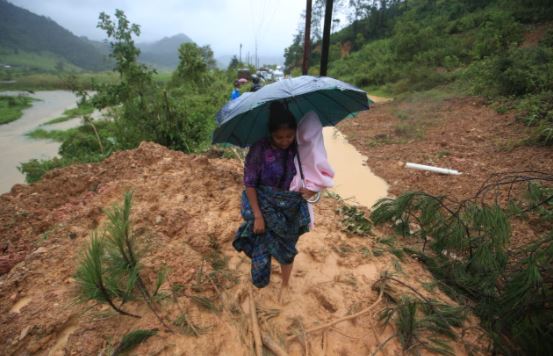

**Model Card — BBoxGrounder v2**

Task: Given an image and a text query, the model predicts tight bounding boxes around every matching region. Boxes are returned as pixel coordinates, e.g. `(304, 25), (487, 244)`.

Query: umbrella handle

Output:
(296, 149), (305, 181)
(306, 191), (321, 204)
(296, 150), (320, 203)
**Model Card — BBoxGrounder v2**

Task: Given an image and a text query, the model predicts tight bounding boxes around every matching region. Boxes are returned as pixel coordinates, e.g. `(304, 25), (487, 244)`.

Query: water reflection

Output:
(323, 127), (388, 209)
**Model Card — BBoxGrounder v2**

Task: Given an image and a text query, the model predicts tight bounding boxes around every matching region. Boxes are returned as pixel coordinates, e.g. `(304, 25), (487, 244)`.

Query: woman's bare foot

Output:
(278, 284), (291, 305)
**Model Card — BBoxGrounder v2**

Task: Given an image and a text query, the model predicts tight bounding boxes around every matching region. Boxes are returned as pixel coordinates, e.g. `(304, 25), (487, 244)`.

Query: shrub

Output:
(472, 11), (523, 59)
(370, 174), (553, 354)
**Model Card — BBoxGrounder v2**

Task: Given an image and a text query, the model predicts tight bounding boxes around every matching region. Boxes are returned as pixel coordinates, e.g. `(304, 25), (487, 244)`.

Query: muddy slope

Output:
(1, 142), (484, 355)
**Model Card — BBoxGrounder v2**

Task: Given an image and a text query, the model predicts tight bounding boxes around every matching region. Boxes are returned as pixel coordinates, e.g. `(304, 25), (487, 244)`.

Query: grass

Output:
(153, 70), (173, 84)
(0, 71), (120, 91)
(43, 103), (94, 125)
(0, 47), (81, 72)
(338, 205), (373, 236)
(365, 86), (394, 98)
(0, 95), (34, 124)
(26, 127), (78, 142)
(397, 86), (458, 104)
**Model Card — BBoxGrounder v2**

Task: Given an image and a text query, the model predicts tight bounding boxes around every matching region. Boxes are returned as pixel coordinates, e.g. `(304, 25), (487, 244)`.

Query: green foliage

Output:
(0, 95), (33, 124)
(91, 10), (226, 153)
(75, 192), (170, 326)
(0, 46), (82, 72)
(26, 127), (77, 142)
(516, 91), (553, 145)
(19, 10), (228, 183)
(112, 329), (157, 356)
(377, 275), (467, 355)
(43, 102), (94, 125)
(20, 119), (116, 183)
(18, 154), (108, 184)
(74, 234), (139, 318)
(371, 174), (553, 354)
(0, 71), (120, 91)
(338, 205), (372, 236)
(286, 0), (553, 148)
(171, 43), (212, 86)
(472, 11), (522, 59)
(498, 232), (553, 355)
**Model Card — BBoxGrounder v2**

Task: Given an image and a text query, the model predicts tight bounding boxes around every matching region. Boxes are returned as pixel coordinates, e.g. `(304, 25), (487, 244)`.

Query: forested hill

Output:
(285, 0), (553, 96)
(138, 34), (193, 69)
(0, 0), (110, 71)
(284, 0), (553, 145)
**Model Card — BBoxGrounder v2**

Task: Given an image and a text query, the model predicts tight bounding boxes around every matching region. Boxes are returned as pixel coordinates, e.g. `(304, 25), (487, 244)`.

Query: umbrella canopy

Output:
(213, 75), (372, 147)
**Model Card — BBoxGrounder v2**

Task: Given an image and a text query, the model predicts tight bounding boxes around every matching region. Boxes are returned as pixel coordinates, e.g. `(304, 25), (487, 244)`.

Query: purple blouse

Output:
(244, 138), (297, 190)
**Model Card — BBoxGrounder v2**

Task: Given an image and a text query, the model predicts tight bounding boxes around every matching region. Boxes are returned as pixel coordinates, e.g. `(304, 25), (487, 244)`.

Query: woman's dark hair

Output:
(268, 101), (297, 133)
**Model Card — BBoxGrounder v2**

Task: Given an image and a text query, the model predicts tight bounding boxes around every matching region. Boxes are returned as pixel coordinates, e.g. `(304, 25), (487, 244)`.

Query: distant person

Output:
(230, 80), (241, 100)
(250, 75), (263, 92)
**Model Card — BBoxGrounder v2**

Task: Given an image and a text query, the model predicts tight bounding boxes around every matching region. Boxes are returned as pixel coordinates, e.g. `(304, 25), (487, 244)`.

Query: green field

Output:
(0, 95), (34, 124)
(43, 102), (95, 125)
(0, 69), (173, 91)
(0, 47), (81, 72)
(26, 127), (78, 141)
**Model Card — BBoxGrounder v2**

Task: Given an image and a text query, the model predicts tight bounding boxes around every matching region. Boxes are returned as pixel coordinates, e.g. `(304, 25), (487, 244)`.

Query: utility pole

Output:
(255, 40), (258, 69)
(320, 0), (334, 76)
(302, 0), (312, 75)
(239, 43), (243, 63)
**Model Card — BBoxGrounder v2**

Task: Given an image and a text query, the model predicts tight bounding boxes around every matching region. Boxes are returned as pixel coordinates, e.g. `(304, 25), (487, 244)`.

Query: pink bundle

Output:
(290, 111), (335, 227)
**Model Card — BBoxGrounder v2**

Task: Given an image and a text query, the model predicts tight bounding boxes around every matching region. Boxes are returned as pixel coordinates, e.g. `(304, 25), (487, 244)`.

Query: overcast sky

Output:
(11, 0), (312, 59)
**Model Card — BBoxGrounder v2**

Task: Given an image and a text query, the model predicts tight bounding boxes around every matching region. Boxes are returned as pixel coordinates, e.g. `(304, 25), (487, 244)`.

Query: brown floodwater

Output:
(323, 126), (389, 209)
(0, 91), (79, 193)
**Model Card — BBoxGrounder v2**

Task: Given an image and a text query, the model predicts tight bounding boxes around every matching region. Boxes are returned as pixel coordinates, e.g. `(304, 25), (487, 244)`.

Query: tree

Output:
(200, 45), (217, 70)
(227, 55), (240, 72)
(95, 9), (154, 108)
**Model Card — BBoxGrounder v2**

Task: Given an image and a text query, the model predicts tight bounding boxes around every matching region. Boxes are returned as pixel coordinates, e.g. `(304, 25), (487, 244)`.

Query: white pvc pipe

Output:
(405, 162), (461, 175)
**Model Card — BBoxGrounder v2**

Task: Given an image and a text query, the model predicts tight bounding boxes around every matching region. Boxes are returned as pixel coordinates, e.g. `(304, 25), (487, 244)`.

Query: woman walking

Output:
(233, 101), (314, 301)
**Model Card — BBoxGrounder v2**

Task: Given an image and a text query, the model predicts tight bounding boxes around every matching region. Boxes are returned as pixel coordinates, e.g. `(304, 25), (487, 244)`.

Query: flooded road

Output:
(0, 91), (78, 193)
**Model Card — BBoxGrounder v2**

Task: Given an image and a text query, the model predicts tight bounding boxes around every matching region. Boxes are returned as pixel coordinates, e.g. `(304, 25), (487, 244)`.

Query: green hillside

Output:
(286, 0), (553, 144)
(0, 0), (110, 71)
(0, 46), (81, 72)
(138, 33), (194, 69)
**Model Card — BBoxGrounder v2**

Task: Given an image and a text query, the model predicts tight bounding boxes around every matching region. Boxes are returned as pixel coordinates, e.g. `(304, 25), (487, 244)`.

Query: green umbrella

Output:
(213, 75), (372, 147)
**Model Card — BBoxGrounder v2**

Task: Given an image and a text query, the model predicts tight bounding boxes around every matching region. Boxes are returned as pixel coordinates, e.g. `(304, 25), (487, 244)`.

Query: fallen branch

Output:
(248, 285), (263, 356)
(287, 287), (384, 342)
(262, 333), (289, 356)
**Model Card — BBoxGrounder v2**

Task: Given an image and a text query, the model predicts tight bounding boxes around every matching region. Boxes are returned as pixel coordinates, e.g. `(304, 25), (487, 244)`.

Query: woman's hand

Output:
(300, 187), (317, 200)
(253, 216), (266, 235)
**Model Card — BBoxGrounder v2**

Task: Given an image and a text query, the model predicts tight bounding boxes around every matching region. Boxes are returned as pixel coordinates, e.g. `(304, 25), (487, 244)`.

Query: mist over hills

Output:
(0, 1), (195, 71)
(1, 0), (282, 71)
(0, 0), (110, 70)
(137, 33), (193, 69)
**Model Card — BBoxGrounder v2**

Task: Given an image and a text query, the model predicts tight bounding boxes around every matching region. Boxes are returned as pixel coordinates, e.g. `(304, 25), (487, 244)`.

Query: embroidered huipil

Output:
(244, 138), (297, 190)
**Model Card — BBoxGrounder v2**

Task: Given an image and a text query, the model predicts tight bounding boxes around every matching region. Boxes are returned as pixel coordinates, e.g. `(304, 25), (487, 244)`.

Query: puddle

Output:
(323, 127), (388, 209)
(9, 296), (32, 313)
(367, 94), (393, 104)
